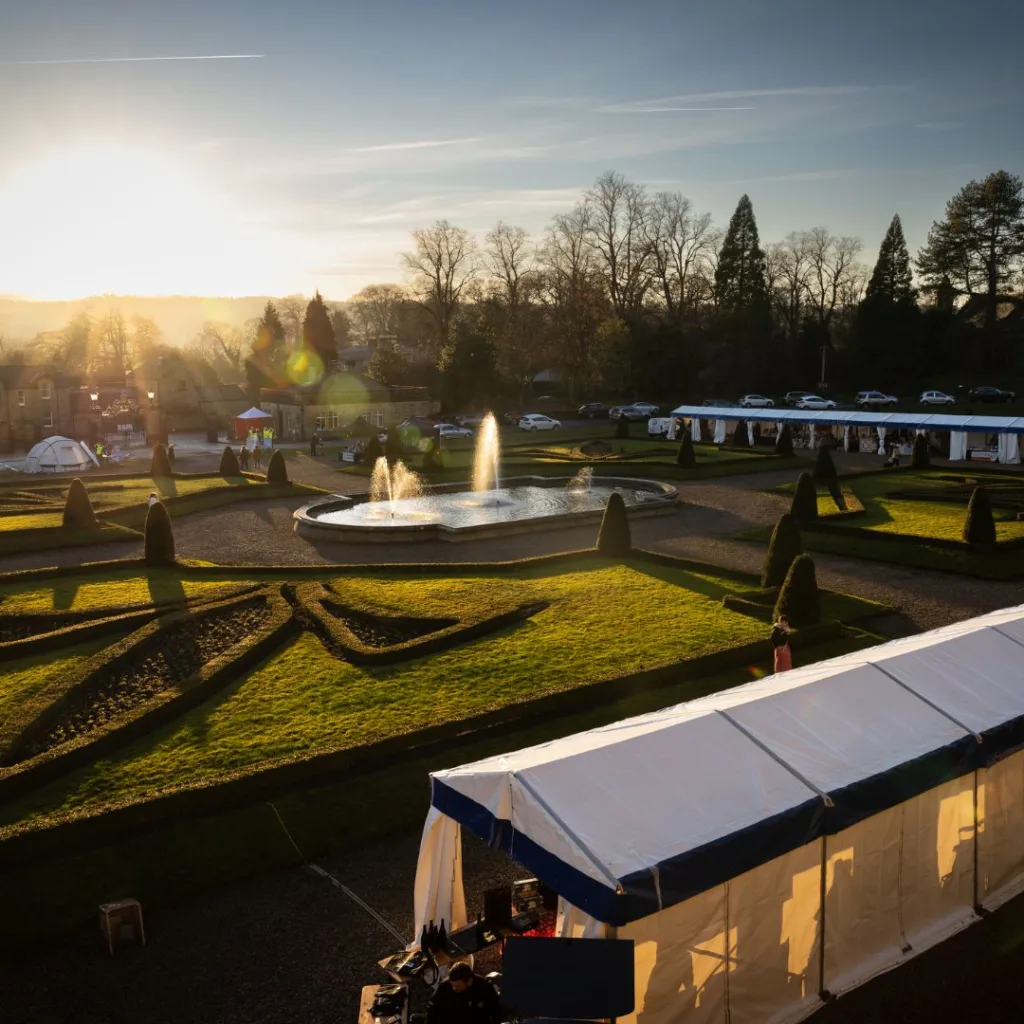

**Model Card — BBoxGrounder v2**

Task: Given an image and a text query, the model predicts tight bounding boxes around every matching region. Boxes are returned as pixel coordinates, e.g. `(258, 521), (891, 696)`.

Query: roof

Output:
(670, 404), (1024, 434)
(195, 384), (247, 402)
(235, 406), (274, 420)
(431, 603), (1024, 926)
(0, 364), (72, 388)
(261, 371), (426, 406)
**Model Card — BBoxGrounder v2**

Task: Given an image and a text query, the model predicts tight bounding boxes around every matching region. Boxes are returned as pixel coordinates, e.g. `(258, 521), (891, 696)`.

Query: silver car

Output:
(919, 390), (954, 406)
(739, 394), (775, 408)
(795, 395), (837, 410)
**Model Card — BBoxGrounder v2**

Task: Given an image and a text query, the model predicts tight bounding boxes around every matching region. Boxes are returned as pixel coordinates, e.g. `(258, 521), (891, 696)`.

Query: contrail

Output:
(3, 54), (264, 66)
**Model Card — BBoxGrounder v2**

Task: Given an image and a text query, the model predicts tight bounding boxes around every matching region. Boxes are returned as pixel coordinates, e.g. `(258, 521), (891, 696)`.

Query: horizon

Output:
(2, 0), (1023, 301)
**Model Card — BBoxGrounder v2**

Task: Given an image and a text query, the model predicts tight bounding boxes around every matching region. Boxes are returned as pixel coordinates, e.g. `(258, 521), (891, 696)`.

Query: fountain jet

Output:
(472, 412), (501, 497)
(369, 457), (423, 517)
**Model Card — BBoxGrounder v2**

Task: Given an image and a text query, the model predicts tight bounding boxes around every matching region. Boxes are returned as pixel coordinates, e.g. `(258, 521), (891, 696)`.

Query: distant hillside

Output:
(0, 294), (337, 347)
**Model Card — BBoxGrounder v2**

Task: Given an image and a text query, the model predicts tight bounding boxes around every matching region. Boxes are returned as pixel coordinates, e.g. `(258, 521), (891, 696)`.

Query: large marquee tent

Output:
(413, 604), (1024, 1023)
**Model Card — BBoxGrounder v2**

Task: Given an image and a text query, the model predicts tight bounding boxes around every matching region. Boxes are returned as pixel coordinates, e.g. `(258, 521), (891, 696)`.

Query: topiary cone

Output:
(731, 421), (749, 447)
(962, 486), (996, 545)
(791, 472), (819, 520)
(813, 445), (837, 481)
(775, 423), (793, 457)
(762, 512), (803, 589)
(144, 500), (176, 567)
(150, 443), (173, 478)
(596, 492), (632, 557)
(773, 553), (820, 628)
(62, 477), (96, 529)
(167, 443), (176, 467)
(911, 433), (930, 469)
(615, 415), (630, 439)
(220, 445), (241, 475)
(265, 448), (289, 484)
(676, 428), (695, 467)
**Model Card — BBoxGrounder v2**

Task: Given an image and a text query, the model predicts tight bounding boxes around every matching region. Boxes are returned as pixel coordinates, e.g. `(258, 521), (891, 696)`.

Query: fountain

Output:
(294, 414), (677, 542)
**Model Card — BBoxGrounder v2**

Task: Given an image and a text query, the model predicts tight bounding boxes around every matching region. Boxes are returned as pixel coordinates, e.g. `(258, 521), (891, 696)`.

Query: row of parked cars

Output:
(705, 386), (1018, 411)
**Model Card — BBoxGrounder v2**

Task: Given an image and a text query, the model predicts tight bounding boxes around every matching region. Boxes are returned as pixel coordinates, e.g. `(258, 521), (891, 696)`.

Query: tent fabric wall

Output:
(998, 433), (1021, 464)
(714, 419), (727, 444)
(411, 807), (467, 945)
(978, 748), (1024, 910)
(690, 418), (702, 442)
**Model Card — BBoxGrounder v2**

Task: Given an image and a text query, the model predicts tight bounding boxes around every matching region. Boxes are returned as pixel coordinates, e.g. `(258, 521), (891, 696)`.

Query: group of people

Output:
(239, 427), (274, 470)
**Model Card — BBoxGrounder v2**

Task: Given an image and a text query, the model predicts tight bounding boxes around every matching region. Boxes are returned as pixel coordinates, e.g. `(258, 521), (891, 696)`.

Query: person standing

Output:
(771, 615), (792, 673)
(426, 962), (502, 1024)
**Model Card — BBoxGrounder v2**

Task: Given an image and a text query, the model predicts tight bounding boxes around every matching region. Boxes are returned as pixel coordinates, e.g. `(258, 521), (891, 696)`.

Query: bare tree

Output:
(584, 171), (654, 319)
(92, 311), (133, 376)
(348, 283), (410, 343)
(768, 232), (814, 341)
(803, 228), (863, 330)
(188, 321), (245, 382)
(277, 296), (306, 348)
(645, 192), (718, 321)
(401, 220), (477, 365)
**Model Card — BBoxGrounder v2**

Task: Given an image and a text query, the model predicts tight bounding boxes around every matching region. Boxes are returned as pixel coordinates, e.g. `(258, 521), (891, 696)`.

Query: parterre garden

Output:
(0, 527), (888, 950)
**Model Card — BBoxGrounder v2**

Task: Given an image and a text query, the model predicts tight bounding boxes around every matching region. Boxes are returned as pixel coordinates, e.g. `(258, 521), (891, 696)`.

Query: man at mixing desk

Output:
(425, 962), (502, 1024)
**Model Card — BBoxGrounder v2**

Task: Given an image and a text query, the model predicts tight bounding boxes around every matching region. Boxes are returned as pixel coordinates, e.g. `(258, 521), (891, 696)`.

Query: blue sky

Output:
(1, 0), (1022, 299)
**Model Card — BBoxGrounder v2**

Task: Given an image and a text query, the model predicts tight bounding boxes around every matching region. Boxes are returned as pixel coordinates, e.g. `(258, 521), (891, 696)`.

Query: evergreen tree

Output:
(247, 301), (288, 395)
(596, 492), (631, 556)
(775, 423), (794, 457)
(62, 478), (96, 529)
(365, 434), (384, 462)
(676, 428), (695, 467)
(865, 214), (916, 304)
(773, 553), (820, 627)
(150, 443), (173, 478)
(144, 501), (176, 567)
(911, 433), (930, 469)
(762, 513), (804, 589)
(220, 445), (241, 475)
(265, 449), (289, 484)
(813, 446), (837, 481)
(962, 486), (996, 545)
(714, 195), (770, 314)
(302, 291), (337, 372)
(791, 472), (819, 520)
(731, 421), (749, 447)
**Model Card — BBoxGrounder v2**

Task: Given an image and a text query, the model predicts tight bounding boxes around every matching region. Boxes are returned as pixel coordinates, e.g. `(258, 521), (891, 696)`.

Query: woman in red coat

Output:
(771, 615), (792, 673)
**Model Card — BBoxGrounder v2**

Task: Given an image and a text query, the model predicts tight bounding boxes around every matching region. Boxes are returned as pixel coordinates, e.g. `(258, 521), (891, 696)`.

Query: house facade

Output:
(0, 365), (77, 453)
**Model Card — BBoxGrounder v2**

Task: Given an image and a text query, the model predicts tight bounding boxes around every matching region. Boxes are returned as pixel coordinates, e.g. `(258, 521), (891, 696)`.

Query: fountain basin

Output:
(293, 475), (678, 543)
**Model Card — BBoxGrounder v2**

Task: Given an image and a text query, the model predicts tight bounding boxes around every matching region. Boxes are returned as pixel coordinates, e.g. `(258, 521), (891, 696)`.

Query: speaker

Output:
(484, 886), (512, 929)
(500, 937), (634, 1020)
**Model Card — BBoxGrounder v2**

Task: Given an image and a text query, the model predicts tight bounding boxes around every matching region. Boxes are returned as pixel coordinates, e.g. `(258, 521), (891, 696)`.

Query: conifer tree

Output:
(220, 445), (241, 475)
(962, 486), (996, 545)
(865, 214), (916, 305)
(302, 291), (337, 372)
(791, 472), (819, 520)
(774, 554), (821, 627)
(714, 195), (770, 313)
(676, 428), (695, 467)
(144, 501), (176, 566)
(596, 492), (632, 557)
(762, 513), (803, 589)
(62, 478), (96, 529)
(775, 423), (794, 457)
(911, 433), (930, 469)
(265, 449), (289, 484)
(150, 443), (173, 478)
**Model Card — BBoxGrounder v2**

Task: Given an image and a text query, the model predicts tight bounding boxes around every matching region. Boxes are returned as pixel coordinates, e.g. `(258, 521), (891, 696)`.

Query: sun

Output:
(0, 144), (276, 298)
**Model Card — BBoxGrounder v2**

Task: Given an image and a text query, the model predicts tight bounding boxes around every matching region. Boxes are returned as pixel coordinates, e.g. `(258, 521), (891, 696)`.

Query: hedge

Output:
(963, 486), (996, 546)
(791, 472), (819, 520)
(774, 554), (821, 627)
(144, 501), (176, 566)
(597, 492), (632, 556)
(761, 513), (803, 588)
(775, 424), (793, 457)
(62, 478), (96, 529)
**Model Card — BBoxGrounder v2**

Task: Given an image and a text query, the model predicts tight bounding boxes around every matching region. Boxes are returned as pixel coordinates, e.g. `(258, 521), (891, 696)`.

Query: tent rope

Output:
(266, 802), (409, 947)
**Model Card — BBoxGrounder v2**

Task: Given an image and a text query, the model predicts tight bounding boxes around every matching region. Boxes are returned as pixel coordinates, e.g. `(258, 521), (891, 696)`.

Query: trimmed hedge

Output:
(676, 429), (695, 468)
(167, 444), (176, 468)
(219, 446), (241, 475)
(963, 486), (996, 546)
(731, 421), (749, 447)
(774, 553), (821, 627)
(775, 424), (793, 457)
(265, 449), (288, 485)
(597, 492), (632, 556)
(62, 478), (96, 529)
(791, 472), (819, 520)
(813, 446), (837, 481)
(615, 416), (630, 439)
(762, 513), (803, 588)
(144, 501), (176, 566)
(150, 444), (173, 478)
(911, 433), (930, 469)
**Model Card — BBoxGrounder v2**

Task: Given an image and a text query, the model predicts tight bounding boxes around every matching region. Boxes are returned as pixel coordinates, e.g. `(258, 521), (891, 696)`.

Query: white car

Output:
(518, 413), (562, 431)
(436, 423), (473, 439)
(739, 394), (774, 408)
(855, 390), (898, 408)
(795, 395), (837, 410)
(920, 390), (954, 406)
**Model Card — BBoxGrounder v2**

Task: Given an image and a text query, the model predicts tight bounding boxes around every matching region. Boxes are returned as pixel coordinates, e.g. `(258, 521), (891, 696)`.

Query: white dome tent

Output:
(24, 436), (96, 474)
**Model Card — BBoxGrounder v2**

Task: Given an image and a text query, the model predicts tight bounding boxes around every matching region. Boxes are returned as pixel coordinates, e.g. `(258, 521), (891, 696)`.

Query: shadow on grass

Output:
(154, 476), (178, 499)
(145, 570), (187, 608)
(50, 577), (82, 611)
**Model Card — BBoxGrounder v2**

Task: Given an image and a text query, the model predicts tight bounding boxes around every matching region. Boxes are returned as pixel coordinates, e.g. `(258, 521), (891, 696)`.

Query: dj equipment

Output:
(501, 937), (634, 1021)
(484, 885), (513, 930)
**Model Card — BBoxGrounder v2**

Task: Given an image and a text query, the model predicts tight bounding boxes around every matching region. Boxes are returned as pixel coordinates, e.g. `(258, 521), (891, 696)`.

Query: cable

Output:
(267, 801), (410, 948)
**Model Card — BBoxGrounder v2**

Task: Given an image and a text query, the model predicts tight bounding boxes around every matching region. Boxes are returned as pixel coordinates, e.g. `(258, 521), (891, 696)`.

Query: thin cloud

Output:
(2, 54), (264, 65)
(915, 121), (964, 131)
(604, 106), (756, 114)
(351, 137), (479, 153)
(717, 169), (850, 185)
(597, 85), (871, 113)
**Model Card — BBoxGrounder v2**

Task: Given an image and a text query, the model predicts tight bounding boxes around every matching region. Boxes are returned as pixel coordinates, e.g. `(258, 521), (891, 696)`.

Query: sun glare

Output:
(0, 144), (277, 299)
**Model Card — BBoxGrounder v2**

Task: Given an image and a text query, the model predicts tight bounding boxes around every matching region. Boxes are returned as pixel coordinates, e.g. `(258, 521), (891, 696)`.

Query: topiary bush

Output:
(615, 415), (630, 439)
(676, 429), (695, 468)
(365, 434), (384, 462)
(150, 444), (173, 478)
(144, 501), (176, 567)
(846, 430), (858, 453)
(167, 443), (176, 467)
(596, 492), (631, 556)
(751, 421), (762, 445)
(813, 445), (837, 481)
(773, 553), (820, 627)
(62, 477), (96, 529)
(731, 422), (749, 447)
(911, 433), (930, 469)
(791, 472), (819, 520)
(220, 445), (240, 475)
(265, 448), (288, 484)
(761, 512), (804, 588)
(774, 423), (793, 457)
(962, 486), (996, 545)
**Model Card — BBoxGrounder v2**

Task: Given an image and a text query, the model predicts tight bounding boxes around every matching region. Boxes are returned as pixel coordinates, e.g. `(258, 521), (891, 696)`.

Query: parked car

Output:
(783, 391), (815, 406)
(856, 390), (898, 407)
(610, 402), (660, 421)
(795, 395), (837, 410)
(701, 398), (732, 407)
(436, 423), (473, 439)
(739, 394), (775, 408)
(454, 413), (487, 429)
(578, 402), (610, 419)
(968, 386), (1016, 403)
(518, 413), (562, 431)
(919, 390), (955, 406)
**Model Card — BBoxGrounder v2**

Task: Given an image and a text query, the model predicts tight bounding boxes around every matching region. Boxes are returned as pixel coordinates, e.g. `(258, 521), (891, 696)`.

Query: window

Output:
(39, 381), (51, 400)
(315, 411), (340, 432)
(43, 409), (54, 428)
(17, 390), (25, 406)
(372, 409), (384, 427)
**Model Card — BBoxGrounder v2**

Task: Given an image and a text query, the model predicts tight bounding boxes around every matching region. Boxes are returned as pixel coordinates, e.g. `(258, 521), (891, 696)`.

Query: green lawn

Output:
(0, 556), (888, 832)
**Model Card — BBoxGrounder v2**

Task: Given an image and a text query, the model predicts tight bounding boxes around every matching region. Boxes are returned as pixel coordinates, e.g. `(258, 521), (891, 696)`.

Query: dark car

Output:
(968, 386), (1016, 404)
(578, 402), (610, 419)
(783, 390), (814, 407)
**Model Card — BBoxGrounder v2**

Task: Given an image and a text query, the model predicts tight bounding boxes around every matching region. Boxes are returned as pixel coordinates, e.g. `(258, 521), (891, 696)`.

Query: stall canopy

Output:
(668, 403), (1024, 434)
(234, 406), (274, 440)
(425, 603), (1024, 927)
(23, 436), (96, 474)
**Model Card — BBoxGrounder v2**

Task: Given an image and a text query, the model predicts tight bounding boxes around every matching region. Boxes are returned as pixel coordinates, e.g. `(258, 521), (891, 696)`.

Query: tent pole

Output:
(817, 835), (831, 1002)
(972, 768), (985, 916)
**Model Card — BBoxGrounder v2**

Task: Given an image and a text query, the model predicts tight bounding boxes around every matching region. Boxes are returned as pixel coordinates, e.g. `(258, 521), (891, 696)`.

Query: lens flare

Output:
(286, 349), (324, 387)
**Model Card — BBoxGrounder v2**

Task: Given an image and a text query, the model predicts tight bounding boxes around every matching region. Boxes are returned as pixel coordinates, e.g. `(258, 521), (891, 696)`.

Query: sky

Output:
(1, 0), (1022, 301)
